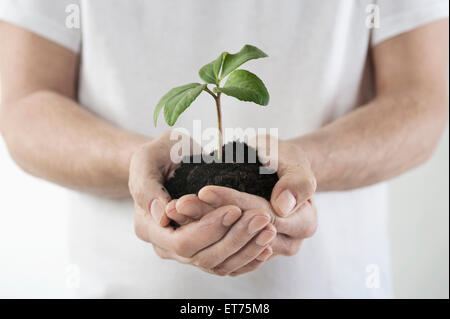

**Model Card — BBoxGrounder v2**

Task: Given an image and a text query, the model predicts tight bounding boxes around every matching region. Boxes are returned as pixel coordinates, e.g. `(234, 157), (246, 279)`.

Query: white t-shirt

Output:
(1, 0), (448, 298)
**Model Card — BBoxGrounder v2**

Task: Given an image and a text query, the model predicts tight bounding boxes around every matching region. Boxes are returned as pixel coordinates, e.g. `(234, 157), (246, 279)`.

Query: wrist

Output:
(287, 133), (329, 192)
(103, 132), (151, 191)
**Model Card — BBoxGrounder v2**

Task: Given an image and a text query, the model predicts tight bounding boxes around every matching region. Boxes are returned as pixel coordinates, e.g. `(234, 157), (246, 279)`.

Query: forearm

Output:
(291, 89), (448, 191)
(0, 90), (150, 198)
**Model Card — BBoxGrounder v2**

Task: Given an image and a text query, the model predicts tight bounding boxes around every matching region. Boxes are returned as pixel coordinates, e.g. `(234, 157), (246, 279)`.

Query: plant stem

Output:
(215, 92), (223, 161)
(204, 86), (223, 161)
(204, 86), (217, 99)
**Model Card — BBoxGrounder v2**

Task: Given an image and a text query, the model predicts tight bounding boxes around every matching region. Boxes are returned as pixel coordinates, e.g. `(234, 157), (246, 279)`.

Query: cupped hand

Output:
(134, 199), (275, 276)
(129, 130), (199, 226)
(166, 186), (317, 276)
(164, 136), (318, 275)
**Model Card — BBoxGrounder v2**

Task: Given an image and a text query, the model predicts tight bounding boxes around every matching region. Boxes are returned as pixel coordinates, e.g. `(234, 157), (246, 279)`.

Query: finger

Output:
(165, 199), (196, 225)
(212, 224), (276, 276)
(228, 246), (273, 277)
(208, 246), (273, 277)
(134, 204), (176, 249)
(256, 246), (274, 262)
(129, 156), (172, 227)
(270, 144), (316, 217)
(230, 246), (273, 277)
(130, 131), (203, 227)
(170, 205), (242, 258)
(251, 136), (316, 218)
(175, 194), (216, 220)
(271, 234), (304, 256)
(198, 186), (276, 222)
(149, 196), (172, 227)
(229, 259), (265, 277)
(191, 208), (271, 270)
(273, 199), (318, 238)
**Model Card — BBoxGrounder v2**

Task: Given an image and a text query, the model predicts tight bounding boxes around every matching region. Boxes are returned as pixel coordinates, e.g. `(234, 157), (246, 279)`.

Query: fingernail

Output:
(276, 190), (296, 216)
(165, 200), (177, 214)
(222, 209), (241, 226)
(150, 199), (164, 223)
(257, 247), (273, 261)
(248, 216), (270, 234)
(256, 230), (276, 246)
(199, 189), (221, 206)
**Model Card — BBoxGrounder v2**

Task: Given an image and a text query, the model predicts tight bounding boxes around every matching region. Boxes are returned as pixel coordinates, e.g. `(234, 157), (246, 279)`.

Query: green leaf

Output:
(198, 52), (227, 84)
(220, 44), (268, 79)
(153, 83), (203, 126)
(164, 83), (207, 126)
(218, 69), (269, 106)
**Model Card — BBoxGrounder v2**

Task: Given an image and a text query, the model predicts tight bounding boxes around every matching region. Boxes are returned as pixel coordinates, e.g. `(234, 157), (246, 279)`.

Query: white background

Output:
(0, 87), (448, 298)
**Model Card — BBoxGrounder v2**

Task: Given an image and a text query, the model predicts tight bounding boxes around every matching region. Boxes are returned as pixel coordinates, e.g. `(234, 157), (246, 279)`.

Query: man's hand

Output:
(166, 186), (317, 276)
(165, 137), (318, 275)
(134, 197), (275, 276)
(129, 131), (180, 226)
(129, 130), (205, 226)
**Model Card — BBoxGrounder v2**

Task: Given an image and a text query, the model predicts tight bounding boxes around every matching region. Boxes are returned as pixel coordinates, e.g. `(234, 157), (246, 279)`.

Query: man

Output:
(0, 0), (448, 298)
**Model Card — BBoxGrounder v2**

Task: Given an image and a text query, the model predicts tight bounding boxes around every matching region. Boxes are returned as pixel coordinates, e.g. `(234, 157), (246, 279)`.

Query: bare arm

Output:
(293, 19), (449, 191)
(0, 22), (149, 198)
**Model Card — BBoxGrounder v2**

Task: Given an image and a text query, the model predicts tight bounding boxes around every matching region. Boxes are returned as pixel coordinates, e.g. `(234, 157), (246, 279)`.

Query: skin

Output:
(0, 19), (448, 276)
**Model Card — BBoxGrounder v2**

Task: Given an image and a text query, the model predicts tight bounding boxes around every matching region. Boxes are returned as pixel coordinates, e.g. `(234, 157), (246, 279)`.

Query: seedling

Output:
(153, 44), (270, 160)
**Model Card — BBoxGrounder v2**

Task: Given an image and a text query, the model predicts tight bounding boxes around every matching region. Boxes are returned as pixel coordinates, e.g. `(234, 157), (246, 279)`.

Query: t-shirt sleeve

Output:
(0, 0), (81, 53)
(371, 0), (449, 46)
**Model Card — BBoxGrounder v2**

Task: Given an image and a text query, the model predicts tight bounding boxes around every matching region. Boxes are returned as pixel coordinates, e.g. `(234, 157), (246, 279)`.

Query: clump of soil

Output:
(164, 141), (278, 200)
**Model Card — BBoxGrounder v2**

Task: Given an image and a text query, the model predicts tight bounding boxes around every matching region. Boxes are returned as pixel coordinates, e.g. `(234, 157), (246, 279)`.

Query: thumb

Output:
(269, 140), (317, 217)
(250, 135), (317, 218)
(129, 173), (172, 227)
(148, 185), (172, 227)
(270, 168), (316, 217)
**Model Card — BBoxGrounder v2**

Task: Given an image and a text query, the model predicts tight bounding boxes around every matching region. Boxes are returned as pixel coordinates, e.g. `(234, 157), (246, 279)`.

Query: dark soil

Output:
(164, 141), (278, 200)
